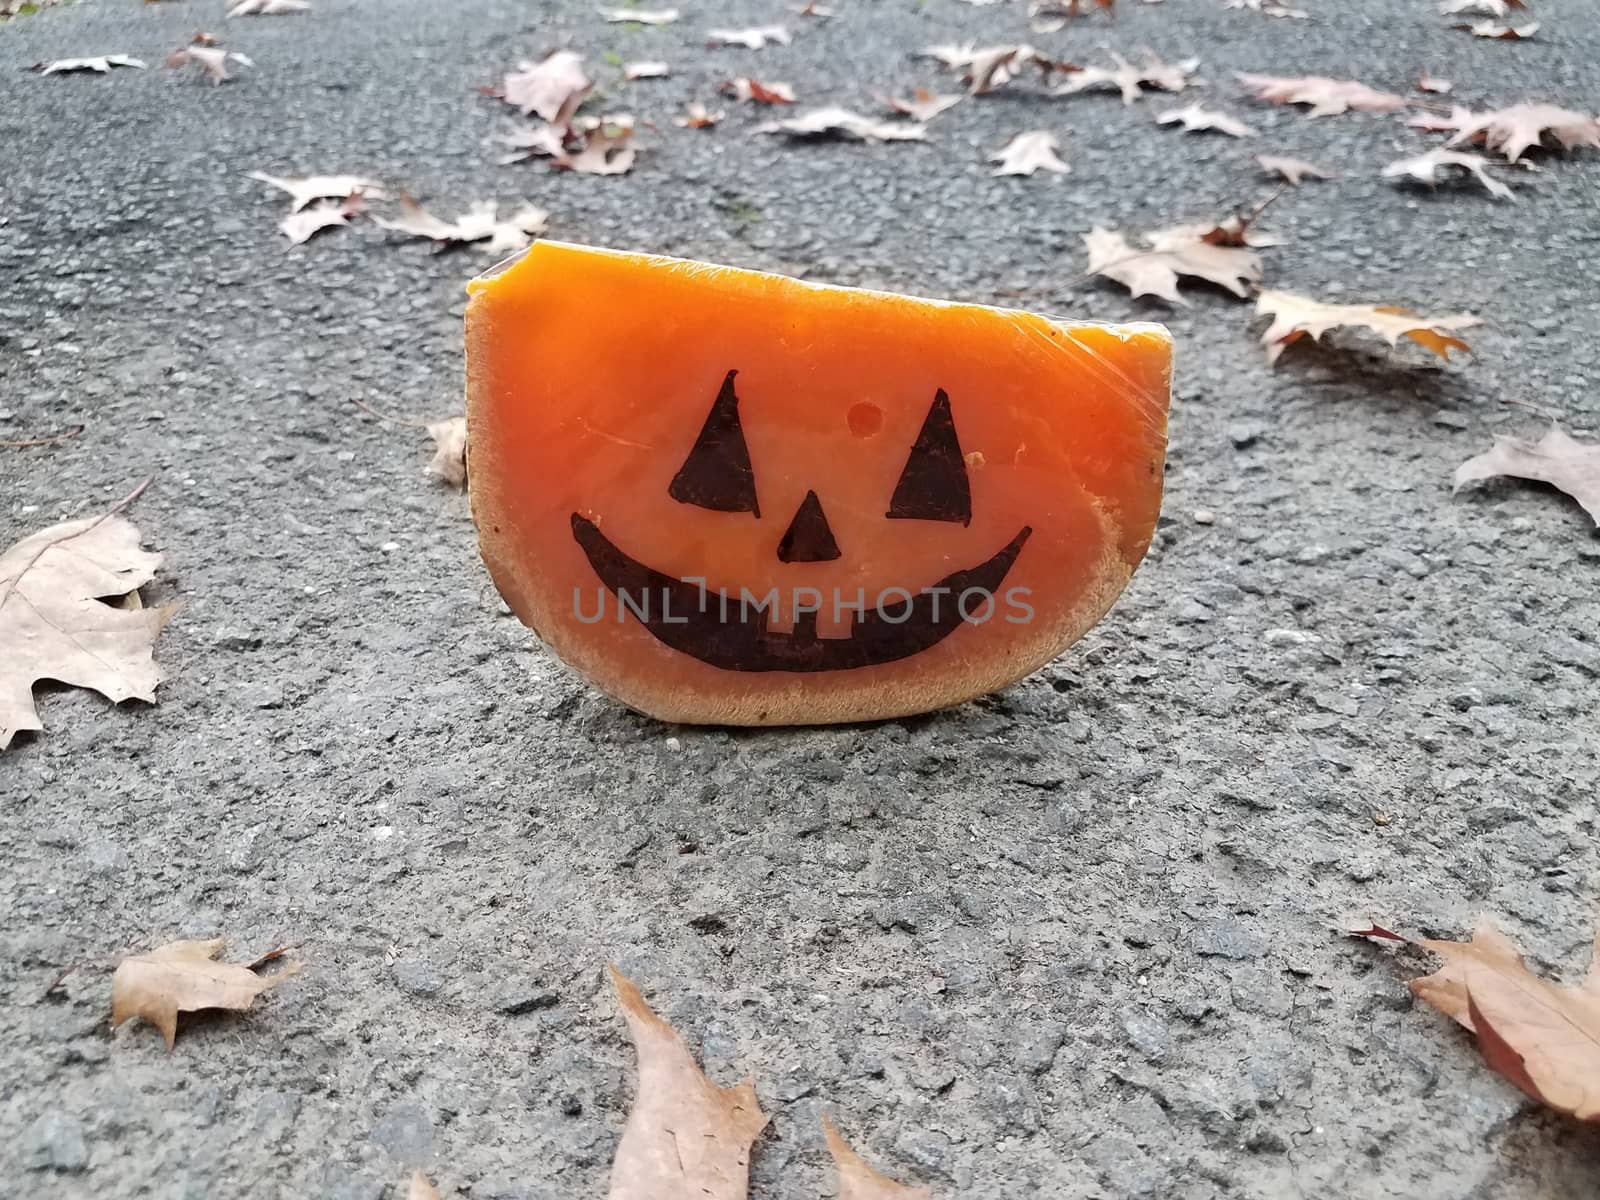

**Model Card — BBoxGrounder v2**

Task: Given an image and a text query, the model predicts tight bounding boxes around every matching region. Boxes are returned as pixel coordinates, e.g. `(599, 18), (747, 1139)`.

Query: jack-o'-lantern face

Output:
(572, 369), (1032, 673)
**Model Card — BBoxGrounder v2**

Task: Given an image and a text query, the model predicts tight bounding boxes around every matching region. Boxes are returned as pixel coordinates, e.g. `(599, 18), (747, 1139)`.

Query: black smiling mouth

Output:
(571, 514), (1032, 673)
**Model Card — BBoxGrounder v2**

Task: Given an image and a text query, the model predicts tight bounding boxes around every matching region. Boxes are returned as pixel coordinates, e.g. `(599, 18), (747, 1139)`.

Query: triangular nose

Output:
(777, 490), (841, 562)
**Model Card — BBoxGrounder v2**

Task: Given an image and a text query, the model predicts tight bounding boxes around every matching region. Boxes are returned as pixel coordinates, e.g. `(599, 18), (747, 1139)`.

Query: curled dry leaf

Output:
(1382, 148), (1512, 200)
(33, 54), (146, 74)
(991, 130), (1069, 176)
(426, 417), (468, 488)
(1, 504), (177, 751)
(374, 196), (549, 253)
(1254, 290), (1479, 364)
(706, 24), (791, 49)
(625, 61), (670, 80)
(248, 171), (386, 211)
(722, 77), (796, 104)
(1224, 0), (1309, 17)
(111, 938), (301, 1049)
(409, 1171), (442, 1200)
(1397, 920), (1600, 1120)
(601, 6), (679, 22)
(921, 44), (1047, 96)
(1083, 225), (1262, 305)
(1414, 103), (1600, 162)
(675, 102), (724, 128)
(501, 51), (591, 123)
(1454, 427), (1600, 527)
(1235, 72), (1405, 117)
(1156, 102), (1256, 138)
(1054, 52), (1198, 105)
(760, 107), (926, 142)
(280, 193), (366, 244)
(1457, 19), (1538, 38)
(228, 0), (310, 14)
(878, 88), (960, 122)
(1255, 154), (1334, 184)
(607, 967), (770, 1200)
(166, 43), (253, 84)
(823, 1116), (931, 1199)
(557, 116), (638, 174)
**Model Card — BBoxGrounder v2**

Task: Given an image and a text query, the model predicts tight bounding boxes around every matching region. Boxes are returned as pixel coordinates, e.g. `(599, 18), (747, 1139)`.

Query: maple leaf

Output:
(1382, 147), (1512, 199)
(759, 107), (926, 142)
(1456, 19), (1538, 37)
(878, 88), (961, 121)
(374, 196), (549, 253)
(1054, 51), (1197, 105)
(1255, 154), (1334, 184)
(1401, 921), (1600, 1120)
(501, 51), (591, 123)
(1235, 72), (1405, 117)
(33, 54), (147, 74)
(426, 417), (468, 488)
(706, 24), (790, 49)
(607, 967), (769, 1200)
(1454, 427), (1600, 526)
(625, 61), (670, 80)
(1419, 68), (1453, 94)
(247, 171), (386, 210)
(1083, 225), (1262, 305)
(228, 0), (310, 15)
(111, 938), (301, 1049)
(991, 130), (1070, 176)
(1224, 0), (1308, 16)
(1254, 290), (1479, 364)
(601, 6), (679, 22)
(823, 1117), (931, 1199)
(165, 43), (253, 84)
(280, 193), (365, 244)
(1430, 102), (1600, 161)
(0, 501), (177, 751)
(675, 102), (724, 128)
(722, 77), (796, 104)
(1156, 102), (1256, 138)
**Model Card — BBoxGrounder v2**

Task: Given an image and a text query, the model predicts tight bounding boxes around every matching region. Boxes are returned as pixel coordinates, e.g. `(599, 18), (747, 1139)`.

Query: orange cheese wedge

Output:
(466, 242), (1171, 725)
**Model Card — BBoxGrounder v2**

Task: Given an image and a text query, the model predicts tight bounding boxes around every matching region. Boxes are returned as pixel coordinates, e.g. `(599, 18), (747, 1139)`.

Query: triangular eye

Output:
(668, 369), (760, 516)
(885, 389), (971, 526)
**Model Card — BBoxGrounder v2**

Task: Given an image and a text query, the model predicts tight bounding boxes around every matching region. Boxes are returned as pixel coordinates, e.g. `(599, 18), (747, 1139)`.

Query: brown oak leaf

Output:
(1454, 427), (1600, 527)
(1254, 153), (1335, 184)
(824, 1116), (931, 1199)
(722, 77), (796, 104)
(1156, 102), (1256, 138)
(426, 417), (468, 488)
(501, 51), (591, 123)
(1254, 290), (1479, 364)
(991, 129), (1069, 176)
(375, 196), (548, 252)
(877, 88), (960, 121)
(111, 938), (301, 1049)
(1054, 51), (1196, 104)
(33, 54), (146, 74)
(759, 107), (926, 141)
(248, 171), (386, 210)
(706, 24), (790, 48)
(1456, 19), (1538, 38)
(1235, 72), (1405, 117)
(1083, 225), (1262, 305)
(1382, 147), (1512, 199)
(1422, 102), (1600, 162)
(280, 192), (365, 244)
(165, 42), (252, 83)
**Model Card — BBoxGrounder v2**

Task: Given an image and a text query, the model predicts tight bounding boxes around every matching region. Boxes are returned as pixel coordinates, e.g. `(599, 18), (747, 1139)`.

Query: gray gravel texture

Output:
(3, 0), (1600, 1197)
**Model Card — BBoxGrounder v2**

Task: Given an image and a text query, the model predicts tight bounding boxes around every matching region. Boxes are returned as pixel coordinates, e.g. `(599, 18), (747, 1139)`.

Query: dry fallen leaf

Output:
(675, 101), (724, 128)
(1235, 72), (1405, 117)
(426, 417), (468, 488)
(1054, 52), (1197, 105)
(878, 88), (960, 121)
(1418, 68), (1453, 94)
(991, 130), (1069, 176)
(1224, 0), (1308, 17)
(228, 0), (309, 15)
(33, 54), (147, 74)
(1457, 19), (1538, 38)
(1156, 102), (1256, 138)
(1, 499), (177, 751)
(1255, 153), (1334, 183)
(1401, 920), (1600, 1120)
(248, 171), (386, 210)
(760, 107), (926, 142)
(408, 1171), (442, 1200)
(501, 51), (591, 123)
(1029, 0), (1115, 21)
(921, 44), (1047, 96)
(823, 1117), (931, 1199)
(557, 116), (638, 174)
(601, 6), (679, 22)
(280, 193), (366, 244)
(1432, 103), (1600, 162)
(1454, 427), (1600, 526)
(796, 0), (833, 15)
(1440, 0), (1527, 12)
(608, 967), (770, 1200)
(707, 24), (791, 49)
(1382, 147), (1512, 199)
(166, 43), (253, 83)
(625, 61), (670, 80)
(112, 938), (301, 1049)
(374, 196), (549, 253)
(1254, 290), (1479, 364)
(1083, 225), (1262, 305)
(722, 77), (796, 104)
